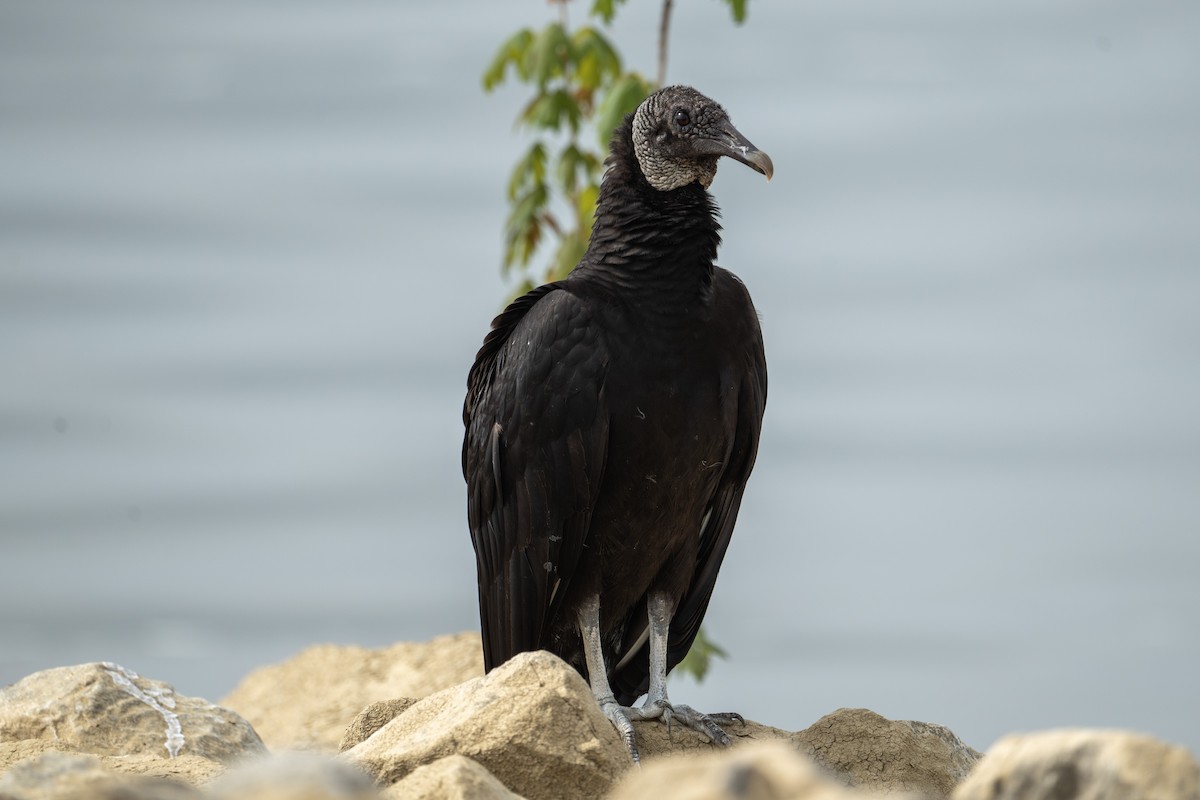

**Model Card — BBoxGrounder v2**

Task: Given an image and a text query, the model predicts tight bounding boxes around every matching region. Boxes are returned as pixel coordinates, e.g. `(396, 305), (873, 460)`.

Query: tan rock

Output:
(1, 741), (75, 775)
(340, 699), (420, 752)
(792, 708), (980, 799)
(0, 741), (224, 787)
(104, 753), (225, 785)
(953, 729), (1200, 800)
(631, 716), (793, 760)
(607, 740), (867, 800)
(0, 751), (201, 800)
(381, 755), (525, 800)
(222, 631), (483, 751)
(343, 650), (629, 800)
(0, 663), (265, 765)
(207, 751), (380, 800)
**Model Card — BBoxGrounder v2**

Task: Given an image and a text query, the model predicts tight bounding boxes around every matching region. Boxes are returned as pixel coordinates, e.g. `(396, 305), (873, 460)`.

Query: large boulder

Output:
(793, 708), (981, 798)
(222, 632), (483, 751)
(342, 650), (629, 800)
(607, 740), (869, 800)
(953, 729), (1200, 800)
(0, 663), (264, 766)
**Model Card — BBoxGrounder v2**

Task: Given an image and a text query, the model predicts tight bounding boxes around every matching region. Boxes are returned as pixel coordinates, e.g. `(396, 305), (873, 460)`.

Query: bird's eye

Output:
(673, 109), (691, 128)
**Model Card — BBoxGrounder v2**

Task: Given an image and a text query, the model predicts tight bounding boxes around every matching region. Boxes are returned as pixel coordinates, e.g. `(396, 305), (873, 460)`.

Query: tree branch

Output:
(656, 0), (674, 87)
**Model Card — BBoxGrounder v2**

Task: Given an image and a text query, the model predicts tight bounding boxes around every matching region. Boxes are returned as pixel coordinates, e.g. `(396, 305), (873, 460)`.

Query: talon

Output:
(666, 704), (736, 747)
(625, 730), (640, 766)
(599, 698), (641, 764)
(709, 711), (745, 727)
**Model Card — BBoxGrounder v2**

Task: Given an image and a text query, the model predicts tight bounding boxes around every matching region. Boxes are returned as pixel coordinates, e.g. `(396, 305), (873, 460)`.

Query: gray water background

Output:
(2, 0), (1198, 754)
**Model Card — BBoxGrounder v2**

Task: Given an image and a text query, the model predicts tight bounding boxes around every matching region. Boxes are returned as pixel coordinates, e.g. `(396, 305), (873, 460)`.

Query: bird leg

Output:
(623, 591), (740, 746)
(577, 594), (643, 763)
(578, 593), (741, 765)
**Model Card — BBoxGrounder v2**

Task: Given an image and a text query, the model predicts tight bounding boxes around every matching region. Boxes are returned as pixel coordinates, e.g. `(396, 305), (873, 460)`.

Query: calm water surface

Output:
(1, 0), (1198, 753)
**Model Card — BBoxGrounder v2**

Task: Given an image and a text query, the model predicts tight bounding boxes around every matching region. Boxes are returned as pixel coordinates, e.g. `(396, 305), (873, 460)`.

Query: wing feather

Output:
(464, 284), (610, 671)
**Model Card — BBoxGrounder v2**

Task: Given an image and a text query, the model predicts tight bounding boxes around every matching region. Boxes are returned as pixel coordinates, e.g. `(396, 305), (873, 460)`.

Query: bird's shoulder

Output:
(465, 281), (609, 426)
(710, 266), (758, 318)
(710, 266), (767, 396)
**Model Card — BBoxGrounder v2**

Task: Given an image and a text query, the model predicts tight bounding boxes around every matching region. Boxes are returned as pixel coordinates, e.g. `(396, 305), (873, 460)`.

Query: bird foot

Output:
(597, 697), (643, 765)
(629, 700), (743, 747)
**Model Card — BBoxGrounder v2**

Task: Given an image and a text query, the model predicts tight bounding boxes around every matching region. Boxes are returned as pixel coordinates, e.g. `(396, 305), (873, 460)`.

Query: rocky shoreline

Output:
(1, 632), (1196, 799)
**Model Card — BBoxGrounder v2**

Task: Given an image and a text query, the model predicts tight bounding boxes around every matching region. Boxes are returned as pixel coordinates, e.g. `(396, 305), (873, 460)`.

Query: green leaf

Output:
(508, 143), (547, 201)
(575, 182), (599, 238)
(672, 627), (728, 683)
(721, 0), (748, 24)
(594, 72), (652, 147)
(522, 88), (582, 133)
(572, 27), (622, 91)
(550, 230), (588, 282)
(503, 184), (548, 269)
(588, 0), (628, 25)
(555, 144), (589, 195)
(525, 22), (573, 89)
(482, 28), (534, 91)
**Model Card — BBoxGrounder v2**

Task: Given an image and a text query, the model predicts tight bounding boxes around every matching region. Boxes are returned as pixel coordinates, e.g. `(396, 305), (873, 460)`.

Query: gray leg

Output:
(626, 591), (738, 746)
(577, 594), (642, 763)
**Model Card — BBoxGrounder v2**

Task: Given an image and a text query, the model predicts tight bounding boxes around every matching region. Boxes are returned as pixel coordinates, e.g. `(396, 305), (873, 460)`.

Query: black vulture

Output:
(463, 85), (771, 762)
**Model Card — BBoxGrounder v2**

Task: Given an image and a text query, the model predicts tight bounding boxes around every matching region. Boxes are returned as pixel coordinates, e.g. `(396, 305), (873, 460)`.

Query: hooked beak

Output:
(696, 121), (774, 182)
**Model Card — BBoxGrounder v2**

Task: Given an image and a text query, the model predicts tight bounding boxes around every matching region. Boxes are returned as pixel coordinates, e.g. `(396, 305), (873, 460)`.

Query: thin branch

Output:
(657, 0), (674, 87)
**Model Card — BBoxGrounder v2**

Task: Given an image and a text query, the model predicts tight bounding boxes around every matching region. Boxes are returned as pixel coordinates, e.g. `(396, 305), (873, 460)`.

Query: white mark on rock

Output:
(635, 406), (646, 420)
(645, 474), (657, 484)
(103, 662), (184, 758)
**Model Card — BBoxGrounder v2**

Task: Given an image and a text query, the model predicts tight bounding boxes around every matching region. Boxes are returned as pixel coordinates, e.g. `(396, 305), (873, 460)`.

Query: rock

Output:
(222, 632), (483, 751)
(0, 751), (201, 800)
(380, 755), (525, 800)
(343, 650), (629, 800)
(207, 751), (380, 800)
(1, 741), (75, 776)
(340, 699), (420, 752)
(631, 716), (794, 760)
(953, 729), (1200, 800)
(0, 741), (225, 787)
(792, 708), (980, 798)
(607, 740), (868, 800)
(0, 663), (265, 765)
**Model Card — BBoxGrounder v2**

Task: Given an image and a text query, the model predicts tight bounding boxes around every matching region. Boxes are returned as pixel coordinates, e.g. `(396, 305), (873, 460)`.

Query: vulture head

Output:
(631, 85), (774, 192)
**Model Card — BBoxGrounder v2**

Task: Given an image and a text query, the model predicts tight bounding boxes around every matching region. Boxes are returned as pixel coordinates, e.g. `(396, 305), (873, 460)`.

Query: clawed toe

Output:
(707, 711), (745, 727)
(669, 704), (732, 746)
(599, 699), (642, 764)
(635, 701), (740, 747)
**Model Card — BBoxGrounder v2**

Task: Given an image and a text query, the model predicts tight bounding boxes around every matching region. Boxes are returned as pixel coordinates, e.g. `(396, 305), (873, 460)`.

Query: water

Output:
(2, 0), (1198, 755)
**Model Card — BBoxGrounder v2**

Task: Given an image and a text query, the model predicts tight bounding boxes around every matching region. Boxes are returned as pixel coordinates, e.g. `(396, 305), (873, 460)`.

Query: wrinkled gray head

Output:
(631, 85), (774, 192)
